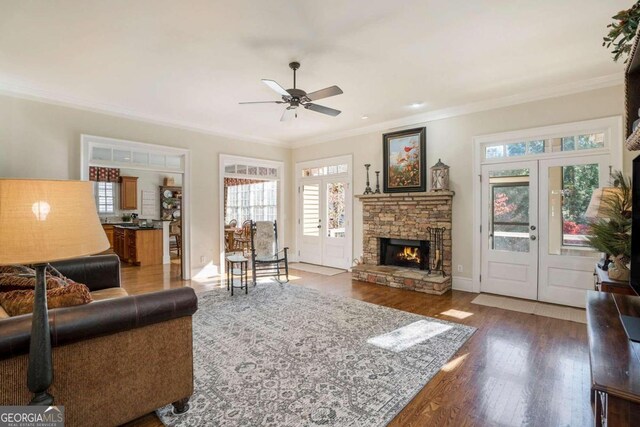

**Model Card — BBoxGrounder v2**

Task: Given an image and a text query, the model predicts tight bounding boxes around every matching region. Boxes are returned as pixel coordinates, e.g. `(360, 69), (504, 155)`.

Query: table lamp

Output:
(586, 187), (623, 221)
(0, 179), (109, 405)
(586, 187), (625, 270)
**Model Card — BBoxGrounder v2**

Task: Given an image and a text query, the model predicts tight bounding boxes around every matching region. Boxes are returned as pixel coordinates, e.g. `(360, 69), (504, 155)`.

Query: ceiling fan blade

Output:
(306, 85), (343, 101)
(239, 101), (283, 104)
(304, 103), (341, 117)
(281, 107), (296, 122)
(262, 79), (291, 97)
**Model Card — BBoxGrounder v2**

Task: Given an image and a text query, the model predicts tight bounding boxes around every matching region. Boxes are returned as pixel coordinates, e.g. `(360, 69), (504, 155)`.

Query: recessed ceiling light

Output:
(410, 102), (424, 108)
(361, 115), (369, 120)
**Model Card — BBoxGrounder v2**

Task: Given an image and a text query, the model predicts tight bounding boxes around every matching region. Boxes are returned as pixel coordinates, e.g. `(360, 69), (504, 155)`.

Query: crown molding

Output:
(0, 80), (288, 147)
(0, 73), (624, 150)
(288, 73), (624, 148)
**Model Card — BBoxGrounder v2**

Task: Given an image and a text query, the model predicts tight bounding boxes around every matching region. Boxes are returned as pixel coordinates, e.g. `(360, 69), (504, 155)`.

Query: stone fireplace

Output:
(352, 191), (453, 295)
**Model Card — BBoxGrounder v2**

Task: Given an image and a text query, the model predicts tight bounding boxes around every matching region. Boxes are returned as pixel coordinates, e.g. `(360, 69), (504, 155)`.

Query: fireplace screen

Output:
(380, 238), (429, 270)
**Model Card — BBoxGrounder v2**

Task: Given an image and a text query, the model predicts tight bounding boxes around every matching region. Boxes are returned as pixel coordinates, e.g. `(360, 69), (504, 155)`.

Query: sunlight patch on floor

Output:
(441, 353), (469, 372)
(440, 309), (474, 319)
(367, 320), (453, 352)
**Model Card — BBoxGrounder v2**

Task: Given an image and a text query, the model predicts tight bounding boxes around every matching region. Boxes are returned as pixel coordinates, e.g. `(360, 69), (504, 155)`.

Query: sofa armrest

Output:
(50, 255), (121, 291)
(0, 287), (197, 360)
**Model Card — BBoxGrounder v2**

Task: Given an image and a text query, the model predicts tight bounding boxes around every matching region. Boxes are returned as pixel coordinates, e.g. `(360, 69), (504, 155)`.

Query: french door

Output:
(298, 176), (352, 269)
(481, 161), (539, 300)
(481, 155), (606, 307)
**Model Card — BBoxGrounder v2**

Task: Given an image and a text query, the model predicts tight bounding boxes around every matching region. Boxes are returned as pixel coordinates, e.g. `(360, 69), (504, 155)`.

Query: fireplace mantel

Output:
(353, 190), (454, 295)
(355, 191), (455, 202)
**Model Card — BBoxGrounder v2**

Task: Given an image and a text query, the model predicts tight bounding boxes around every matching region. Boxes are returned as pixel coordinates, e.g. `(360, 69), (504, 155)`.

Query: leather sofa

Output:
(0, 255), (198, 426)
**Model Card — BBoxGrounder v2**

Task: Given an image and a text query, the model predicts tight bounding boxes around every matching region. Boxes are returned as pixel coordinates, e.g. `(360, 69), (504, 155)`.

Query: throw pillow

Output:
(0, 264), (81, 293)
(0, 283), (93, 317)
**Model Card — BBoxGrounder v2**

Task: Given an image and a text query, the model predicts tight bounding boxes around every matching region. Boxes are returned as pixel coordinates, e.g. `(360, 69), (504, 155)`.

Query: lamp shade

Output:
(0, 179), (110, 265)
(585, 187), (623, 221)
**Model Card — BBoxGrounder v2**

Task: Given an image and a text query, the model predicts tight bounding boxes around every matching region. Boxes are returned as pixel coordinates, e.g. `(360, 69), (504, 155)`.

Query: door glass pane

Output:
(326, 182), (345, 238)
(302, 184), (320, 237)
(489, 169), (530, 252)
(548, 163), (599, 256)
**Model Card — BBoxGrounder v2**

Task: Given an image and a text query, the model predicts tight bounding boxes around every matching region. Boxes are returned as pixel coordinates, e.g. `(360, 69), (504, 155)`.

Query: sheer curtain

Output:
(226, 180), (278, 224)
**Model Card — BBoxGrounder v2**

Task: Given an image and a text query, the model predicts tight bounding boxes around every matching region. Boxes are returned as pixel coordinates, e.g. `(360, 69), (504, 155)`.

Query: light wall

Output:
(0, 94), (292, 276)
(0, 85), (628, 282)
(291, 85), (626, 281)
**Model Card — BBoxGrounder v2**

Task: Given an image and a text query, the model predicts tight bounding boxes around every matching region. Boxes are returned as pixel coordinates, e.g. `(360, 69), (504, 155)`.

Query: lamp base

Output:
(30, 391), (54, 406)
(27, 264), (54, 405)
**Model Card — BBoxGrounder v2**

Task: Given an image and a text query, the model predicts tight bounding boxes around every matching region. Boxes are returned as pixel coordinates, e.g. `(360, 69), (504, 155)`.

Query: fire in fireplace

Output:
(380, 238), (429, 270)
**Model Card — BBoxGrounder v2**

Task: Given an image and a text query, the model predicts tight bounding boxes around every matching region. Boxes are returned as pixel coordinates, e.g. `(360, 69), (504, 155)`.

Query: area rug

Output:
(471, 293), (586, 324)
(157, 282), (475, 426)
(289, 262), (346, 276)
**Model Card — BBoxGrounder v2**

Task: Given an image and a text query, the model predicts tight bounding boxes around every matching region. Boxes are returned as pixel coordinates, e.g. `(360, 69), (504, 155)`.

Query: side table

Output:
(226, 254), (249, 296)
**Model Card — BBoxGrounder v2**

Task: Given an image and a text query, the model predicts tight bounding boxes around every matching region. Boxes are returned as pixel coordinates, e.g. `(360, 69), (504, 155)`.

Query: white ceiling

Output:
(0, 0), (630, 145)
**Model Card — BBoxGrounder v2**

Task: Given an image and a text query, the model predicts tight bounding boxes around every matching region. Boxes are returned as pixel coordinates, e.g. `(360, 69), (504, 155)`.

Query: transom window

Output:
(95, 182), (115, 214)
(301, 164), (348, 177)
(484, 133), (605, 160)
(224, 164), (278, 178)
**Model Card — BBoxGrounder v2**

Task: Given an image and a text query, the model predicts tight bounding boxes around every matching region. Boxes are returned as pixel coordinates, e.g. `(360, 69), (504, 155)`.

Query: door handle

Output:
(530, 235), (537, 241)
(530, 225), (536, 231)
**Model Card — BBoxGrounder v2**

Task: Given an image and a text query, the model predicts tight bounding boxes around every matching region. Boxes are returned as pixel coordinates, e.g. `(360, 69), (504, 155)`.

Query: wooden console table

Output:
(587, 290), (640, 426)
(594, 265), (636, 295)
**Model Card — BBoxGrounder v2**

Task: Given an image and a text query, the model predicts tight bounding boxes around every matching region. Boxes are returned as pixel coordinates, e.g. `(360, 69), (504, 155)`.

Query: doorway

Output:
(218, 155), (285, 274)
(296, 156), (352, 269)
(474, 117), (622, 307)
(80, 135), (191, 279)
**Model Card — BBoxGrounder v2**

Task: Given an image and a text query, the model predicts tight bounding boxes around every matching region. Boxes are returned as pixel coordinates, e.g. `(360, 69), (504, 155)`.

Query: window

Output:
(301, 164), (348, 177)
(489, 170), (530, 252)
(95, 182), (115, 214)
(483, 133), (605, 160)
(226, 181), (278, 224)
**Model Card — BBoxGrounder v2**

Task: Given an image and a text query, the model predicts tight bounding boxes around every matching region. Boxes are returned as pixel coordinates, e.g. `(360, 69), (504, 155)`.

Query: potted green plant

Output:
(587, 171), (632, 281)
(603, 1), (640, 62)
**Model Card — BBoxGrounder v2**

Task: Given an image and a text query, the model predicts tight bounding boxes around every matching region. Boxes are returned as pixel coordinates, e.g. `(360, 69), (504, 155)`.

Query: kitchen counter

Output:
(113, 225), (159, 230)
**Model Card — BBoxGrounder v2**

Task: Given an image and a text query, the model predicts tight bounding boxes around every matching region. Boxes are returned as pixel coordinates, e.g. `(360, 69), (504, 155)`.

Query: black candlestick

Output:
(363, 164), (373, 194)
(374, 171), (381, 194)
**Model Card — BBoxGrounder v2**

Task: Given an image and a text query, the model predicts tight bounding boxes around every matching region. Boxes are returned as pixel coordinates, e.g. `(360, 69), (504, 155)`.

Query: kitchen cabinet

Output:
(102, 224), (114, 249)
(113, 226), (162, 266)
(119, 176), (138, 210)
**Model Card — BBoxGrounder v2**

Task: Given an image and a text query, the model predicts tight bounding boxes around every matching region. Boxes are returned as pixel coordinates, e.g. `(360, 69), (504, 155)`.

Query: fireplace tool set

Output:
(427, 226), (446, 276)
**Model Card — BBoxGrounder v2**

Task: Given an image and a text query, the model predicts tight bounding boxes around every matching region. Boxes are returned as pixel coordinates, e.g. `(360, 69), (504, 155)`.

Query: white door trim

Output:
(80, 134), (192, 279)
(218, 154), (286, 276)
(295, 154), (353, 268)
(472, 116), (623, 294)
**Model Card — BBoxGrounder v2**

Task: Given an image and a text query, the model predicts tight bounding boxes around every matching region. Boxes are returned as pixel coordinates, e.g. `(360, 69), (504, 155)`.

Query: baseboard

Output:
(452, 276), (474, 292)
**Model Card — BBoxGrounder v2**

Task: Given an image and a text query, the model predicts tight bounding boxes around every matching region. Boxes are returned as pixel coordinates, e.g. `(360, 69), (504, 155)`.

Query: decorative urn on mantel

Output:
(430, 159), (450, 191)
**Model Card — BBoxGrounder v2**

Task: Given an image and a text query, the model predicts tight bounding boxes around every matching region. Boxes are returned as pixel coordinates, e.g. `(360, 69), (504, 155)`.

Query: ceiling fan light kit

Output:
(240, 61), (343, 121)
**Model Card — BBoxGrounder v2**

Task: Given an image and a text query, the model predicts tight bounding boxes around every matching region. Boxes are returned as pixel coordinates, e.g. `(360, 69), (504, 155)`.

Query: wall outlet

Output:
(200, 256), (206, 264)
(457, 264), (463, 272)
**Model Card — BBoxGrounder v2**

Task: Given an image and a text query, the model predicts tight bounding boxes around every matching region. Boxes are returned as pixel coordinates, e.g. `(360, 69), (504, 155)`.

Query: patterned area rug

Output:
(157, 283), (475, 426)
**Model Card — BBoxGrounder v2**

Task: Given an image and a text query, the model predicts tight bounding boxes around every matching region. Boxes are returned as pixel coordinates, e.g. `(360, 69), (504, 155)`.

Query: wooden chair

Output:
(228, 219), (237, 228)
(233, 220), (252, 254)
(169, 221), (182, 258)
(250, 220), (289, 284)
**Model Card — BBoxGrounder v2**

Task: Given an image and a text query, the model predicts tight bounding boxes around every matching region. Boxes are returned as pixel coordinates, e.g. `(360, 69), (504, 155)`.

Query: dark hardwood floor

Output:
(121, 263), (592, 427)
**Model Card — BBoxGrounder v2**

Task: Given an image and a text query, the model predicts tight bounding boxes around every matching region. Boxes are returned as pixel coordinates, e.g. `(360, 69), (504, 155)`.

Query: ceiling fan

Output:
(240, 62), (343, 121)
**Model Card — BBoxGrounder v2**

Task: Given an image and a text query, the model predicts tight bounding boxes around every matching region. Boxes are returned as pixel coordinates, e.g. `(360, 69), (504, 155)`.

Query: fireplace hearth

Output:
(380, 238), (429, 270)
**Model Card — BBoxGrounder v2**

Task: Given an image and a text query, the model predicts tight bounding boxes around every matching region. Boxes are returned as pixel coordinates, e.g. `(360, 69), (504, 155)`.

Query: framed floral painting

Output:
(382, 127), (426, 193)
